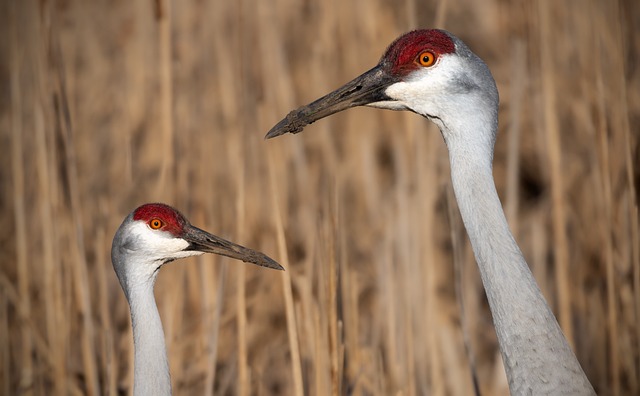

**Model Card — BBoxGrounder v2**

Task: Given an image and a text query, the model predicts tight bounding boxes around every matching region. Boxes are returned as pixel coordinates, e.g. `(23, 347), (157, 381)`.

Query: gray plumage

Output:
(265, 29), (595, 395)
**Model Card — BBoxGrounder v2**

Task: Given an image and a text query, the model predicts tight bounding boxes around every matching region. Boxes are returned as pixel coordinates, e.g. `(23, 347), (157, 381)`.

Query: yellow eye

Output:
(417, 51), (436, 67)
(149, 219), (163, 230)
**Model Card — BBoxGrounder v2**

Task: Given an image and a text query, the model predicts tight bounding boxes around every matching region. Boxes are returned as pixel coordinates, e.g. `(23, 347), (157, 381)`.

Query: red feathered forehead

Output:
(133, 203), (187, 236)
(383, 29), (455, 75)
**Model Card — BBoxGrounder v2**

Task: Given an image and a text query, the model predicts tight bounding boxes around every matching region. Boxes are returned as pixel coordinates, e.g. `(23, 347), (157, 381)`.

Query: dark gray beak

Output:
(265, 64), (396, 139)
(183, 224), (283, 271)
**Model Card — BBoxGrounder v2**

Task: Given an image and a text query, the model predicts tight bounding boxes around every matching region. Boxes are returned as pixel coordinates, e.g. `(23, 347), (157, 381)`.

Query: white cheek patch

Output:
(383, 55), (464, 117)
(128, 222), (191, 259)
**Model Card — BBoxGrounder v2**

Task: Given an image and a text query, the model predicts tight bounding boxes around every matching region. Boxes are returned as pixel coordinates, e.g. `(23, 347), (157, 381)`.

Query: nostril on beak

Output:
(340, 85), (362, 99)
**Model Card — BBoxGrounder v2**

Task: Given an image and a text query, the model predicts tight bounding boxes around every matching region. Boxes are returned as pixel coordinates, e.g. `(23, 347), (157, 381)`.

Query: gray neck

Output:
(127, 280), (172, 396)
(445, 132), (594, 394)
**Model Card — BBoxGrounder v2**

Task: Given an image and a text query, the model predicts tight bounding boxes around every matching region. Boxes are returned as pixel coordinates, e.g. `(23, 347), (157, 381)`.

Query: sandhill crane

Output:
(111, 203), (283, 395)
(265, 29), (595, 395)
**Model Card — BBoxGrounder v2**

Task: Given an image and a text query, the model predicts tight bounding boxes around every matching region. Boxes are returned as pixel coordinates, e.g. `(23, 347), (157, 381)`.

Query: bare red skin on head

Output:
(382, 29), (456, 76)
(133, 203), (188, 237)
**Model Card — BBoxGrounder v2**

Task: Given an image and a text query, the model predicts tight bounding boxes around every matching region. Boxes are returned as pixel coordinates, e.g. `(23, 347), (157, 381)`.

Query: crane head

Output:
(265, 29), (498, 143)
(111, 203), (283, 294)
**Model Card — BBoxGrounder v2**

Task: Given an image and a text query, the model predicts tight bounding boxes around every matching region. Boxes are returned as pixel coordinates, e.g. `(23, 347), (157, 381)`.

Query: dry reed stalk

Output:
(154, 0), (175, 203)
(257, 3), (306, 392)
(50, 16), (100, 394)
(505, 40), (525, 230)
(94, 226), (118, 396)
(9, 2), (33, 393)
(202, 256), (226, 396)
(0, 292), (8, 395)
(628, 75), (640, 391)
(616, 0), (637, 393)
(235, 4), (250, 393)
(537, 0), (574, 347)
(610, 0), (640, 390)
(336, 191), (355, 390)
(422, 160), (444, 395)
(531, 218), (548, 302)
(592, 4), (619, 394)
(304, 230), (324, 395)
(290, 202), (324, 394)
(433, 0), (450, 27)
(393, 138), (414, 396)
(341, 262), (359, 390)
(267, 150), (304, 396)
(325, 183), (341, 396)
(377, 233), (399, 390)
(412, 116), (449, 395)
(34, 64), (66, 396)
(0, 274), (56, 366)
(313, 305), (326, 396)
(406, 0), (417, 28)
(235, 144), (249, 396)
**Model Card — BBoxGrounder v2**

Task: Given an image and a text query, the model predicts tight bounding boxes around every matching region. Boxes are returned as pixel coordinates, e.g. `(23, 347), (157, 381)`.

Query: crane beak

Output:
(183, 224), (284, 271)
(265, 64), (396, 139)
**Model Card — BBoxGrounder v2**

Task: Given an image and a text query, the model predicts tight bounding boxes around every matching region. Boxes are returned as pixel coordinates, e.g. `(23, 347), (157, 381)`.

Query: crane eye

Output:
(417, 51), (436, 67)
(149, 219), (163, 230)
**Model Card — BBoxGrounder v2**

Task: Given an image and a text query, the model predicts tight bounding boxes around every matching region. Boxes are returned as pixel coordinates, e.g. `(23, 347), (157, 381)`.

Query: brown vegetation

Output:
(1, 0), (638, 395)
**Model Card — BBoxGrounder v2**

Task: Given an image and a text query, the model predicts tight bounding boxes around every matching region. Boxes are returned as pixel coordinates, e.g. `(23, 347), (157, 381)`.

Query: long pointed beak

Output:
(265, 64), (395, 139)
(183, 224), (284, 271)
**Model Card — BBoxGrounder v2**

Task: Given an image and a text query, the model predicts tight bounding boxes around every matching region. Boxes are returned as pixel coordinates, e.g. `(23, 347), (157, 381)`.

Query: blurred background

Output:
(1, 0), (638, 395)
